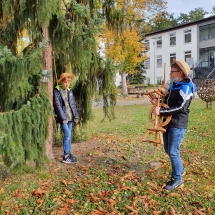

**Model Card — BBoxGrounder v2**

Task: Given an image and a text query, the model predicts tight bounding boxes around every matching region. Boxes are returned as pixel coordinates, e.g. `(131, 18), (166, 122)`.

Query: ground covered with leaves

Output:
(0, 98), (215, 214)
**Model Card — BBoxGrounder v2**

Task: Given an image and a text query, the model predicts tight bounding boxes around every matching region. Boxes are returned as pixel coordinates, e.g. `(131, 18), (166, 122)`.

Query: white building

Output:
(144, 15), (215, 85)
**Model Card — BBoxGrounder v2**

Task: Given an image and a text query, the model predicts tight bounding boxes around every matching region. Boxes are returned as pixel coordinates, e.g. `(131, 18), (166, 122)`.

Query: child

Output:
(151, 59), (196, 190)
(53, 72), (79, 164)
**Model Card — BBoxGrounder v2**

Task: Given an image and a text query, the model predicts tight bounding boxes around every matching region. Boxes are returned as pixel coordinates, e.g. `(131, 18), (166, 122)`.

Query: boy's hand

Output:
(74, 119), (79, 124)
(154, 107), (160, 115)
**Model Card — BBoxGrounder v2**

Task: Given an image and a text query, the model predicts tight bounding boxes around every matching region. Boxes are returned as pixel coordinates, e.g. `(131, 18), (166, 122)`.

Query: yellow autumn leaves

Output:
(103, 27), (146, 74)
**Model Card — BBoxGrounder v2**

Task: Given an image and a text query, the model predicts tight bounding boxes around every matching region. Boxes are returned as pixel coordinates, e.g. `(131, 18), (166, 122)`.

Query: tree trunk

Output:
(121, 72), (128, 95)
(42, 28), (54, 159)
(120, 1), (128, 96)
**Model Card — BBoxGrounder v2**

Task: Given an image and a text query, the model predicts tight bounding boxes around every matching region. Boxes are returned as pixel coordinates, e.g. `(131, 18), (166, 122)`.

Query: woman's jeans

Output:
(61, 121), (72, 155)
(163, 127), (186, 181)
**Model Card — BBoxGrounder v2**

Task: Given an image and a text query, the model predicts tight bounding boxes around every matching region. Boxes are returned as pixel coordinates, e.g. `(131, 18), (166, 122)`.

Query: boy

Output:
(151, 59), (196, 190)
(53, 72), (79, 164)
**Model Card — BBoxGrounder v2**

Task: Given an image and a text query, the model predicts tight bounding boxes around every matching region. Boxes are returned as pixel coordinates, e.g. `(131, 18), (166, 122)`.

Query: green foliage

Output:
(97, 59), (117, 120)
(0, 44), (49, 169)
(147, 11), (178, 32)
(177, 7), (209, 24)
(0, 92), (51, 169)
(126, 63), (146, 84)
(102, 0), (124, 32)
(0, 46), (43, 111)
(37, 0), (57, 28)
(0, 0), (140, 170)
(0, 0), (59, 54)
(146, 7), (210, 33)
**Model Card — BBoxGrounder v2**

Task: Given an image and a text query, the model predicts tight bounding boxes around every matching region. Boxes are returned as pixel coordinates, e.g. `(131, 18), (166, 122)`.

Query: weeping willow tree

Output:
(0, 0), (120, 169)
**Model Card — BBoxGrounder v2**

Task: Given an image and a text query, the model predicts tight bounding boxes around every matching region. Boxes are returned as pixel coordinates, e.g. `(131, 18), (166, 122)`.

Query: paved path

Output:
(93, 96), (150, 108)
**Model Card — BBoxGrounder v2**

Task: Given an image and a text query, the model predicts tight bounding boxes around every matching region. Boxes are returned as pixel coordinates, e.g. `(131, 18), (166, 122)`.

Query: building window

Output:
(209, 23), (215, 39)
(209, 51), (215, 66)
(156, 55), (162, 68)
(157, 76), (163, 85)
(156, 36), (162, 49)
(145, 40), (150, 51)
(184, 29), (191, 43)
(144, 59), (150, 69)
(200, 23), (215, 41)
(200, 25), (209, 41)
(185, 51), (193, 68)
(145, 77), (150, 85)
(199, 47), (215, 67)
(170, 32), (176, 46)
(185, 51), (191, 62)
(170, 53), (176, 65)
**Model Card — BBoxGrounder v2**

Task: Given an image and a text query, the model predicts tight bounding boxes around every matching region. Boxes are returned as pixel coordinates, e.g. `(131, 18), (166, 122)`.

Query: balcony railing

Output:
(207, 68), (215, 79)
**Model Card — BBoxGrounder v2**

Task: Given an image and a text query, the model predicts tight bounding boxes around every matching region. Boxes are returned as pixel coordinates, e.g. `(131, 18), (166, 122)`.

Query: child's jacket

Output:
(53, 86), (79, 124)
(160, 79), (197, 128)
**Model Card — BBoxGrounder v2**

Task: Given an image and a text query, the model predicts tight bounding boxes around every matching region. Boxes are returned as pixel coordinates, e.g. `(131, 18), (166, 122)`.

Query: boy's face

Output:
(170, 67), (183, 81)
(61, 78), (71, 89)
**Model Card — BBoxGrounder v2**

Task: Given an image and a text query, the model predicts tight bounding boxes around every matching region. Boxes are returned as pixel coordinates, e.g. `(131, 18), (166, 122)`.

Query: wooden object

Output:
(141, 63), (172, 146)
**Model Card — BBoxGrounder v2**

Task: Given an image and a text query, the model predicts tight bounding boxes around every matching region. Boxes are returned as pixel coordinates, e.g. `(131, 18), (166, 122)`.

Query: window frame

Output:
(184, 51), (192, 62)
(144, 58), (150, 69)
(184, 29), (191, 44)
(156, 55), (162, 68)
(156, 36), (162, 49)
(170, 53), (176, 65)
(169, 32), (176, 46)
(200, 23), (215, 41)
(156, 76), (163, 85)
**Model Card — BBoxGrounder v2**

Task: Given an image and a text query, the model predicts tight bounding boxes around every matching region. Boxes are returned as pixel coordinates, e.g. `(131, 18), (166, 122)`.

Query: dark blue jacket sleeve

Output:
(53, 89), (67, 122)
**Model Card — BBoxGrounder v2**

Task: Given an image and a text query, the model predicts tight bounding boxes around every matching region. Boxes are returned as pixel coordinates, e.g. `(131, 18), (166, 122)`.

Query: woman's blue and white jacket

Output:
(160, 79), (197, 129)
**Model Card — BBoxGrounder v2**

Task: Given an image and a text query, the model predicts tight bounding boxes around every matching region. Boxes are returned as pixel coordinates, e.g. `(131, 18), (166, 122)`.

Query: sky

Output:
(167, 0), (215, 18)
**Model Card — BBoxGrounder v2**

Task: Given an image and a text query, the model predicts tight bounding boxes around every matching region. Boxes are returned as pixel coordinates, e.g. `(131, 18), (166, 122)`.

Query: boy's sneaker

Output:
(164, 178), (184, 191)
(62, 154), (77, 164)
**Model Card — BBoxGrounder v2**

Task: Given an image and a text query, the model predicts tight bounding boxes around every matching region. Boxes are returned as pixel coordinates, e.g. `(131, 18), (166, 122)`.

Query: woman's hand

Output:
(150, 98), (158, 106)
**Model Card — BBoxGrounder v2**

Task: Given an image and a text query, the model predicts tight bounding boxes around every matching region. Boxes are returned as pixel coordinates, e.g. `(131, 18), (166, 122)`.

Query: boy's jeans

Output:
(61, 121), (72, 155)
(163, 127), (186, 181)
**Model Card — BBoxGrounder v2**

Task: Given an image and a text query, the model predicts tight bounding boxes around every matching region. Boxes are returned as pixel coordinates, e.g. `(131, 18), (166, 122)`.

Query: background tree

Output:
(143, 7), (211, 34)
(102, 0), (167, 95)
(146, 11), (178, 32)
(102, 27), (146, 94)
(177, 8), (209, 24)
(126, 62), (146, 84)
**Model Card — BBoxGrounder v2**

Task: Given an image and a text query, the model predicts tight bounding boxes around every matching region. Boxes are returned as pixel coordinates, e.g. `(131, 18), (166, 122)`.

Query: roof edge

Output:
(145, 15), (215, 37)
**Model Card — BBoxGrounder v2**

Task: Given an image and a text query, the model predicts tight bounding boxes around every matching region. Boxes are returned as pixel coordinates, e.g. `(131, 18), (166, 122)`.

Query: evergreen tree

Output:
(0, 0), (117, 169)
(126, 62), (146, 84)
(146, 11), (178, 32)
(0, 0), (170, 169)
(177, 8), (209, 24)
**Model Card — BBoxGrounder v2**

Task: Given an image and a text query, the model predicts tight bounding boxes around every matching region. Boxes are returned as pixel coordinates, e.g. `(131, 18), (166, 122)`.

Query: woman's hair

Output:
(171, 63), (181, 71)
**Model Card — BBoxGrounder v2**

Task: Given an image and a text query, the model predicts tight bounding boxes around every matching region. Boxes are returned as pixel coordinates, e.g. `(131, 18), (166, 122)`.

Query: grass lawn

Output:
(0, 98), (215, 214)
